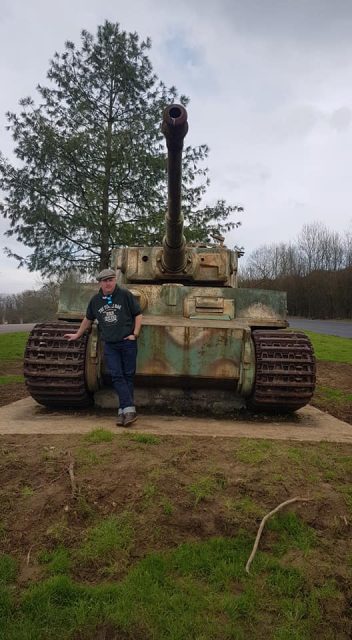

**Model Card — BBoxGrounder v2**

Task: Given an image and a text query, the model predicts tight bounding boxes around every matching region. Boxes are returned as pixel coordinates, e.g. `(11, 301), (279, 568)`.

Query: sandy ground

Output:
(0, 396), (351, 442)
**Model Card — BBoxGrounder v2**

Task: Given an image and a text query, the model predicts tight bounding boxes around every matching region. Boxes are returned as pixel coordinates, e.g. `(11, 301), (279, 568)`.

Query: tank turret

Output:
(113, 104), (237, 286)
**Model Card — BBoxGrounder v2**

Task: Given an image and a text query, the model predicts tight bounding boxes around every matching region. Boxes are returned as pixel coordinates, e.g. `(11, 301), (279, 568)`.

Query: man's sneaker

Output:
(124, 411), (137, 426)
(116, 414), (125, 426)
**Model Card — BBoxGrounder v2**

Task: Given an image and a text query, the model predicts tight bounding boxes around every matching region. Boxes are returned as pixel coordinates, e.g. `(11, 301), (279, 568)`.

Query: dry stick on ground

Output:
(26, 545), (33, 566)
(68, 458), (78, 498)
(245, 496), (311, 574)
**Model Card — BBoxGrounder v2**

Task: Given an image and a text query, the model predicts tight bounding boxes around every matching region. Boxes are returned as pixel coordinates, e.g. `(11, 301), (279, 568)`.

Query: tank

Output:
(24, 104), (316, 414)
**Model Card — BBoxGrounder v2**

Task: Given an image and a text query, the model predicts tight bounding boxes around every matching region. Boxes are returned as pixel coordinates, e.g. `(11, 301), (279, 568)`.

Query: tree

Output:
(0, 21), (240, 277)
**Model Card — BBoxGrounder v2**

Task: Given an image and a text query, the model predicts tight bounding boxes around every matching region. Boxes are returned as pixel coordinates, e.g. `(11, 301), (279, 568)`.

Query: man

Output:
(64, 268), (142, 427)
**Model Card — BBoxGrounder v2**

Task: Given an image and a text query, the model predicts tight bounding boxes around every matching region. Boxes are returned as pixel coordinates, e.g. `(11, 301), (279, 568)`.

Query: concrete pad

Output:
(0, 397), (351, 443)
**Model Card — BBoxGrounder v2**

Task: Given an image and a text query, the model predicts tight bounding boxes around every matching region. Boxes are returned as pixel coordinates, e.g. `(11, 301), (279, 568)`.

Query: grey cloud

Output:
(329, 107), (352, 131)
(182, 0), (352, 47)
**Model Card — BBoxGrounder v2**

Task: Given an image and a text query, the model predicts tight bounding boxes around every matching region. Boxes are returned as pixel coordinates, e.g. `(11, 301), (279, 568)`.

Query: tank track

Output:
(24, 322), (92, 408)
(250, 330), (316, 412)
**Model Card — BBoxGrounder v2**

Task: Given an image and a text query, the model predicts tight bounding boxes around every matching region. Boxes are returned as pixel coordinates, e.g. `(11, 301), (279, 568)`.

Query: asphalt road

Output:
(0, 319), (351, 338)
(0, 323), (35, 334)
(288, 317), (352, 338)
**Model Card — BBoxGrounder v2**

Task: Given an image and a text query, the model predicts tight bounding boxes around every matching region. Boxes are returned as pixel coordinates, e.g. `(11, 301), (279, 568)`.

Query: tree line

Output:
(0, 283), (58, 324)
(239, 222), (352, 318)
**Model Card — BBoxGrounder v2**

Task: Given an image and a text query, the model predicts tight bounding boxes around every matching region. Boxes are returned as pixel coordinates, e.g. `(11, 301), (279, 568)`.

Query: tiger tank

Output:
(24, 104), (316, 414)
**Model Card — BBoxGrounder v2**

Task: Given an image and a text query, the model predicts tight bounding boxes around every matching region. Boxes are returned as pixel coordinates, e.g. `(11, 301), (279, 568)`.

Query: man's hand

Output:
(64, 333), (81, 341)
(124, 334), (137, 341)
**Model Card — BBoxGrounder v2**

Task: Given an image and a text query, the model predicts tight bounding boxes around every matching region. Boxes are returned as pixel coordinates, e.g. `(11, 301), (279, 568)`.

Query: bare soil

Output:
(0, 433), (352, 637)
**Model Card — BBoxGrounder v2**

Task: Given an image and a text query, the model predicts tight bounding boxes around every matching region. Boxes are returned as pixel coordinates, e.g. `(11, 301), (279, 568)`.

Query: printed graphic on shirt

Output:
(97, 303), (122, 324)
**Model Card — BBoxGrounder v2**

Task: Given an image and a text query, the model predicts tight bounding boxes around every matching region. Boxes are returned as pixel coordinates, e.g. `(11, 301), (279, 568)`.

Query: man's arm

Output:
(133, 314), (143, 337)
(64, 317), (93, 341)
(124, 313), (143, 340)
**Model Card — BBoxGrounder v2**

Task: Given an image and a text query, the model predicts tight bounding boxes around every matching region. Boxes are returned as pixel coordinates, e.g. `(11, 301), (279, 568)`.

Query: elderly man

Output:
(64, 268), (143, 426)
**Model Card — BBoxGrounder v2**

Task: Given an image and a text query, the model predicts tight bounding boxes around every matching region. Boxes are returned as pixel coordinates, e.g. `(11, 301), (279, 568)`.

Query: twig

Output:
(245, 496), (311, 574)
(68, 460), (78, 497)
(26, 546), (33, 566)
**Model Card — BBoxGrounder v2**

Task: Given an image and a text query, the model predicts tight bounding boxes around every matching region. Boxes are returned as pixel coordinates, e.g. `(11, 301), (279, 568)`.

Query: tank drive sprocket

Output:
(24, 322), (92, 408)
(250, 330), (316, 412)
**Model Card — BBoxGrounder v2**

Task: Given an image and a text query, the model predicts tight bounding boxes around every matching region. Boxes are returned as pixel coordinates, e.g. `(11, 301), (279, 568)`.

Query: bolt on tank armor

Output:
(24, 104), (316, 414)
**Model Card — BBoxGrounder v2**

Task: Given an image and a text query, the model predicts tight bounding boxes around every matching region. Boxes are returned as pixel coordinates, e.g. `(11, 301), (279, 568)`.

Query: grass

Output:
(1, 438), (352, 637)
(267, 512), (316, 556)
(0, 375), (25, 385)
(38, 548), (71, 576)
(76, 513), (134, 566)
(235, 439), (275, 464)
(188, 474), (226, 505)
(295, 330), (352, 364)
(0, 332), (29, 361)
(0, 554), (17, 585)
(84, 429), (114, 444)
(20, 486), (34, 497)
(75, 447), (100, 467)
(0, 527), (335, 640)
(315, 386), (352, 404)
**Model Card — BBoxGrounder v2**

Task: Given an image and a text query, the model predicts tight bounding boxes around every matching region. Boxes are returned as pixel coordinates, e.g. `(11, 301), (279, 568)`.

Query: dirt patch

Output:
(1, 434), (351, 566)
(0, 433), (352, 636)
(311, 361), (352, 424)
(0, 361), (27, 406)
(0, 382), (28, 406)
(316, 361), (352, 392)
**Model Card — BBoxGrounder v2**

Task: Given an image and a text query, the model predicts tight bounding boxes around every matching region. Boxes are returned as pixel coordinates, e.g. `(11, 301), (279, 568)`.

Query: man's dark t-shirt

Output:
(86, 286), (141, 343)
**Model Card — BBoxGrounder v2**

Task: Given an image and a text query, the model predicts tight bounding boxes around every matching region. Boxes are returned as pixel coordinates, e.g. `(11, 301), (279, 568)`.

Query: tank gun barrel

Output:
(161, 104), (188, 272)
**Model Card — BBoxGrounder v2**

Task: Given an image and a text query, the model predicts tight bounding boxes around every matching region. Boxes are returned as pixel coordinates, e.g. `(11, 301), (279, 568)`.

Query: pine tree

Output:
(0, 21), (240, 276)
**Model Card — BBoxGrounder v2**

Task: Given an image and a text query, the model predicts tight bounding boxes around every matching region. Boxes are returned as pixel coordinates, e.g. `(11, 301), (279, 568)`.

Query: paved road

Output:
(0, 323), (35, 334)
(288, 317), (352, 338)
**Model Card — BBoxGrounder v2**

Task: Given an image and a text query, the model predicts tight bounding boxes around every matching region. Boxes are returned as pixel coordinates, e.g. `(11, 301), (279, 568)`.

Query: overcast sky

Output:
(1, 0), (352, 293)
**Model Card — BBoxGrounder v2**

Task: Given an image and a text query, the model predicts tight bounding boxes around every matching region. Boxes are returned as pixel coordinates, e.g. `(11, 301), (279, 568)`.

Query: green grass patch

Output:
(225, 496), (264, 518)
(315, 386), (352, 404)
(127, 433), (160, 445)
(84, 429), (114, 443)
(160, 497), (174, 515)
(76, 513), (134, 566)
(0, 374), (25, 385)
(38, 547), (71, 576)
(0, 554), (17, 585)
(236, 439), (275, 464)
(268, 512), (316, 556)
(0, 332), (29, 361)
(20, 486), (34, 497)
(295, 329), (352, 364)
(75, 447), (100, 467)
(0, 532), (338, 640)
(188, 475), (226, 505)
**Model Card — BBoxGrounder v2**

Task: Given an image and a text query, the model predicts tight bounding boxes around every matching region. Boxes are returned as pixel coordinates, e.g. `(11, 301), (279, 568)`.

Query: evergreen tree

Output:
(0, 21), (240, 276)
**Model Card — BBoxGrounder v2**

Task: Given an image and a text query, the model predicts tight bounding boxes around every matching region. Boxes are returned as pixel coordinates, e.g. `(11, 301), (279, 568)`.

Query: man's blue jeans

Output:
(104, 340), (137, 413)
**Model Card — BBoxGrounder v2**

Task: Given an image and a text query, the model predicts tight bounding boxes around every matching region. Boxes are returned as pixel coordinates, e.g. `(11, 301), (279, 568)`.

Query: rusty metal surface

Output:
(250, 330), (316, 411)
(24, 323), (92, 407)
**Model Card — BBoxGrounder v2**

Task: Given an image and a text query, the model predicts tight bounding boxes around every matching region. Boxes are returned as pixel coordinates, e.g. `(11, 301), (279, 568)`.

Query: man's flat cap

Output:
(96, 268), (116, 281)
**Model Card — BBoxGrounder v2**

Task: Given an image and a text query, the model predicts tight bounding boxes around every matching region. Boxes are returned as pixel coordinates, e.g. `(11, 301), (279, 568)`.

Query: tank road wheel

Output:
(250, 330), (316, 412)
(24, 322), (93, 408)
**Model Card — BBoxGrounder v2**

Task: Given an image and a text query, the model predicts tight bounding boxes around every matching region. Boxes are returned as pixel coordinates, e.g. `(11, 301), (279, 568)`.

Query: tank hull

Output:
(24, 283), (316, 415)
